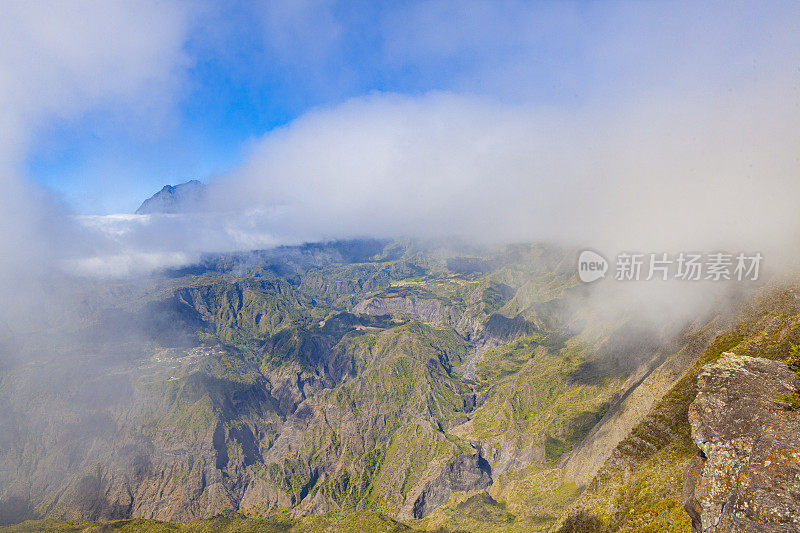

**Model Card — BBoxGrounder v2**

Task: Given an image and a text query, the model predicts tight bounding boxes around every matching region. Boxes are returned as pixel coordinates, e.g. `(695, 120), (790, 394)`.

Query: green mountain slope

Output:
(2, 240), (790, 533)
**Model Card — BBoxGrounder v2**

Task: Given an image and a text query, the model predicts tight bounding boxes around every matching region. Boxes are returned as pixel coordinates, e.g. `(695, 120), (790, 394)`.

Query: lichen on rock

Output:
(683, 353), (800, 533)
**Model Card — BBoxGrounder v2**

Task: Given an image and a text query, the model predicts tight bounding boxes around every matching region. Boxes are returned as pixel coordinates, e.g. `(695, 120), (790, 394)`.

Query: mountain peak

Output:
(135, 180), (206, 214)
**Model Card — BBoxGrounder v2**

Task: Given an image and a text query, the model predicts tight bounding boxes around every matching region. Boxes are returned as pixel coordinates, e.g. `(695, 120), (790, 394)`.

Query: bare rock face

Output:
(398, 453), (492, 519)
(683, 353), (800, 532)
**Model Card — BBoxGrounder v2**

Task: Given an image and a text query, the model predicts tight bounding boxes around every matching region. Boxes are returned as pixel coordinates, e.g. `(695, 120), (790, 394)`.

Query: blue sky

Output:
(14, 0), (800, 215)
(24, 0), (477, 213)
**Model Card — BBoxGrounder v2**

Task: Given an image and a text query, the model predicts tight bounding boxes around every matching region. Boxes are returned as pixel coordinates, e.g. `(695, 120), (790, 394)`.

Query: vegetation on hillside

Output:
(4, 241), (794, 533)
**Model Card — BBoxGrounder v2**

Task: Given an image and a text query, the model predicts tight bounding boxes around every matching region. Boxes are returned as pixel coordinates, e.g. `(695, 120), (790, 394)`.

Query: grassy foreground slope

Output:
(556, 280), (800, 532)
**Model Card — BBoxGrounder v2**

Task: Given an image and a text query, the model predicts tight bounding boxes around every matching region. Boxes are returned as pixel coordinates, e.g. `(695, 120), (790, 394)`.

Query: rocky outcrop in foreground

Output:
(683, 353), (800, 532)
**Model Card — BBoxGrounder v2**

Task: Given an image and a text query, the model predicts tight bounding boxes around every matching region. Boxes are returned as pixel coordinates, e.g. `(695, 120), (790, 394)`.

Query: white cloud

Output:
(0, 0), (194, 330)
(2, 0), (800, 322)
(0, 0), (190, 147)
(204, 81), (800, 255)
(68, 74), (800, 285)
(66, 250), (195, 278)
(377, 1), (800, 102)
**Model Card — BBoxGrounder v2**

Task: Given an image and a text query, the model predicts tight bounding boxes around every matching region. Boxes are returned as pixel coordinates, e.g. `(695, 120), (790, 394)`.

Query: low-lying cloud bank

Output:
(217, 85), (800, 252)
(2, 1), (800, 335)
(78, 80), (800, 276)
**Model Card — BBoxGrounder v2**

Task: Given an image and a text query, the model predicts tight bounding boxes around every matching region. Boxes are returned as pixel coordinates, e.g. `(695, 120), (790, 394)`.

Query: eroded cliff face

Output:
(683, 353), (800, 533)
(399, 452), (492, 519)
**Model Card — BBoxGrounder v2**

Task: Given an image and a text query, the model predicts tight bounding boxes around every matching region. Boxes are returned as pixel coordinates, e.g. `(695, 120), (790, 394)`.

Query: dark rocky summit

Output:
(683, 353), (800, 533)
(135, 180), (206, 214)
